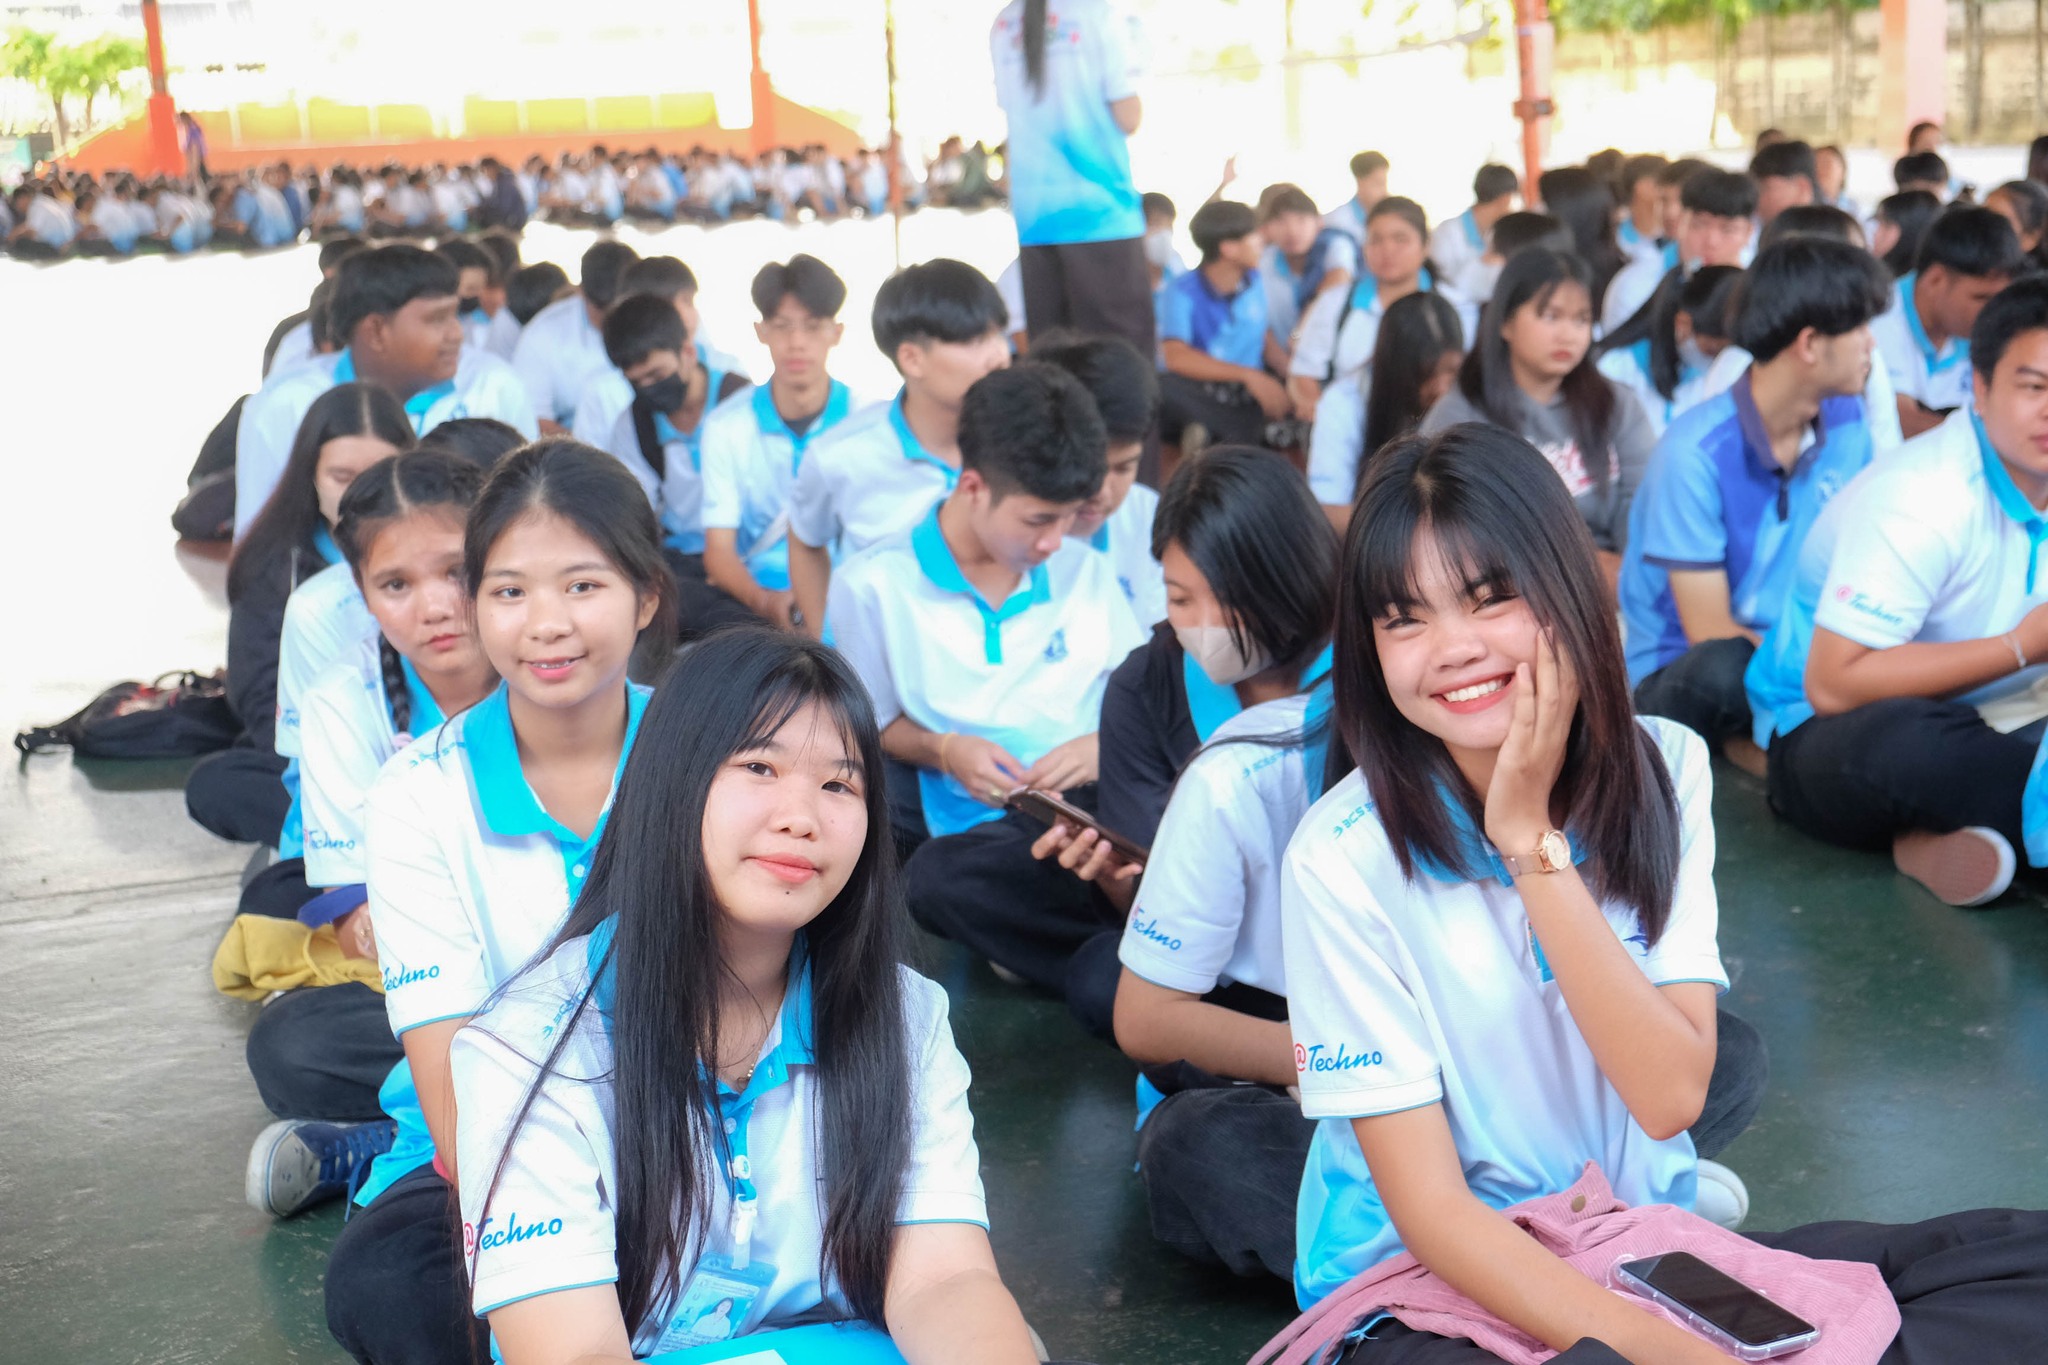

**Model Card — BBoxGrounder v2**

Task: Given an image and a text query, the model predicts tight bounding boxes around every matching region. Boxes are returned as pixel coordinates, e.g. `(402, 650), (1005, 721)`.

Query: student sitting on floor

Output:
(473, 229), (523, 360)
(1621, 238), (1889, 764)
(1613, 153), (1673, 273)
(827, 364), (1142, 987)
(1603, 166), (1756, 334)
(1031, 332), (1166, 627)
(1872, 205), (2024, 438)
(1276, 421), (2048, 1364)
(787, 259), (1012, 631)
(1292, 198), (1465, 414)
(1157, 200), (1294, 455)
(243, 450), (498, 1219)
(572, 255), (750, 454)
(1029, 446), (1337, 1021)
(1255, 183), (1358, 399)
(1595, 264), (1742, 438)
(1310, 291), (1468, 529)
(505, 260), (571, 335)
(187, 385), (415, 854)
(1323, 150), (1389, 247)
(1748, 276), (2048, 908)
(701, 255), (860, 632)
(267, 237), (367, 380)
(432, 237), (497, 355)
(1748, 138), (1819, 228)
(324, 441), (673, 1365)
(453, 628), (1049, 1365)
(1428, 163), (1520, 306)
(235, 244), (538, 540)
(511, 238), (642, 432)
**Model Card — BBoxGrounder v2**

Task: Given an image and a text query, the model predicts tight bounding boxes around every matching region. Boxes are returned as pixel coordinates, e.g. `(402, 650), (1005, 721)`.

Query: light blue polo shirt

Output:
(1872, 270), (1975, 413)
(357, 682), (651, 1208)
(788, 394), (962, 559)
(1160, 267), (1269, 370)
(700, 380), (857, 591)
(990, 0), (1145, 247)
(1620, 375), (1872, 684)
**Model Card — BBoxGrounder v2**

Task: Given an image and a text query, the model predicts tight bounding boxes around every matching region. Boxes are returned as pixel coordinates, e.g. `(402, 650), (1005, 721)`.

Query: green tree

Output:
(2, 29), (145, 147)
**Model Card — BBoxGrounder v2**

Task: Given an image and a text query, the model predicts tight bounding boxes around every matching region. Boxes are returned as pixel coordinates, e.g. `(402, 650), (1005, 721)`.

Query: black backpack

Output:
(15, 671), (240, 760)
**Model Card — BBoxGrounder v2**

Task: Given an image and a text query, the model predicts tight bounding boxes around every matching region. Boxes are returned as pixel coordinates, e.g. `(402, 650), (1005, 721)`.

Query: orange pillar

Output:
(748, 0), (779, 156)
(1878, 0), (1946, 151)
(1512, 0), (1555, 194)
(141, 0), (182, 177)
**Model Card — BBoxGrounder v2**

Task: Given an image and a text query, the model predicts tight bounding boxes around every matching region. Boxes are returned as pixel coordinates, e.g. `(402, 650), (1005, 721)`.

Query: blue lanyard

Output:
(1973, 412), (2048, 592)
(1901, 272), (1969, 375)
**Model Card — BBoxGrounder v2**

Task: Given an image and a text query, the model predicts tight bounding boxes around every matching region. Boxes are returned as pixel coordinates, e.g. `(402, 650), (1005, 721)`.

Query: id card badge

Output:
(649, 1252), (779, 1355)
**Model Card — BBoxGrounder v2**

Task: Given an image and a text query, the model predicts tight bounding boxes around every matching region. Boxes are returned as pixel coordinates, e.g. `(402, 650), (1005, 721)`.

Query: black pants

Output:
(665, 549), (766, 641)
(326, 1167), (491, 1365)
(904, 789), (1118, 994)
(1019, 237), (1156, 364)
(246, 983), (404, 1122)
(1766, 699), (2039, 853)
(185, 746), (290, 846)
(239, 856), (315, 920)
(1141, 1011), (1769, 1282)
(1345, 1207), (2048, 1362)
(1633, 636), (1756, 747)
(1157, 373), (1268, 448)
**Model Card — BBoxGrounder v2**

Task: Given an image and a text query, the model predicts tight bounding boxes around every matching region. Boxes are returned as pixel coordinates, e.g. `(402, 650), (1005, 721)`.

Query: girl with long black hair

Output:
(1274, 424), (2048, 1363)
(322, 440), (675, 1365)
(1306, 290), (1466, 528)
(454, 629), (1045, 1363)
(1595, 263), (1742, 436)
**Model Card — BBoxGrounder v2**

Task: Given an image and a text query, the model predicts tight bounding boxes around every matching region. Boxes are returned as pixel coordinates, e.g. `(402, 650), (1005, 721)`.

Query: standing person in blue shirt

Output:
(1872, 206), (2023, 438)
(827, 365), (1143, 989)
(323, 441), (675, 1365)
(1748, 278), (2048, 908)
(787, 259), (1012, 631)
(991, 0), (1155, 366)
(701, 255), (859, 631)
(1622, 239), (1889, 761)
(1158, 200), (1293, 454)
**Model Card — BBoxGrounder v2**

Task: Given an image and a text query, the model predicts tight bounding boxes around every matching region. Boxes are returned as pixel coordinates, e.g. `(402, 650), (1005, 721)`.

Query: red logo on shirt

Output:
(1835, 585), (1854, 602)
(462, 1220), (476, 1257)
(1293, 1042), (1308, 1073)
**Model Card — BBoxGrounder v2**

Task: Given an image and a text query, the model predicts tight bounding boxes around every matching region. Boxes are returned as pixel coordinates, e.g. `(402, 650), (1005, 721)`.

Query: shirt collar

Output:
(463, 681), (651, 838)
(1412, 779), (1590, 887)
(396, 653), (447, 733)
(752, 379), (852, 455)
(889, 390), (961, 487)
(1901, 272), (1969, 373)
(910, 504), (1051, 665)
(1972, 411), (2048, 592)
(1460, 209), (1483, 250)
(331, 347), (455, 421)
(1731, 370), (1825, 482)
(1181, 641), (1335, 744)
(1349, 267), (1432, 313)
(312, 524), (344, 567)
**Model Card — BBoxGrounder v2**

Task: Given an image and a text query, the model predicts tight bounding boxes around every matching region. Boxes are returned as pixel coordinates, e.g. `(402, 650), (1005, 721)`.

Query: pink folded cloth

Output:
(1252, 1163), (1899, 1365)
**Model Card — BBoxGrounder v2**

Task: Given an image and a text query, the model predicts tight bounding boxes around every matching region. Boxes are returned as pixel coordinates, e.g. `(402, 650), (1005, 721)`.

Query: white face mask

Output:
(1176, 623), (1271, 686)
(1143, 229), (1178, 270)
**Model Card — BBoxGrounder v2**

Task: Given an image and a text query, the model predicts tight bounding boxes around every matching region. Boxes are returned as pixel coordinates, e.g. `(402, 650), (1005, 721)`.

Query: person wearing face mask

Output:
(826, 365), (1144, 995)
(599, 295), (756, 639)
(1029, 447), (1338, 1034)
(570, 255), (751, 452)
(1595, 265), (1743, 439)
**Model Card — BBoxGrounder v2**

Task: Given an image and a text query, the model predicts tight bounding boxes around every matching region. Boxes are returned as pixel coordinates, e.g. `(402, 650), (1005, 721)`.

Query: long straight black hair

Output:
(229, 382), (413, 603)
(1360, 291), (1465, 487)
(471, 629), (911, 1333)
(1596, 263), (1743, 402)
(1023, 0), (1051, 93)
(1335, 424), (1681, 941)
(1460, 247), (1619, 494)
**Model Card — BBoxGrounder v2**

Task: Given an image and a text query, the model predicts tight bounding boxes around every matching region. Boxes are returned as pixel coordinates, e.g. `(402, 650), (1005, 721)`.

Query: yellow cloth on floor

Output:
(212, 914), (383, 1001)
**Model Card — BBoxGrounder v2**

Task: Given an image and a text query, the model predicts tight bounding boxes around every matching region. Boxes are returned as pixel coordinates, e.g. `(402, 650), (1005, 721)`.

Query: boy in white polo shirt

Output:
(1872, 205), (2023, 439)
(569, 254), (750, 450)
(788, 258), (1012, 631)
(1749, 276), (2048, 907)
(700, 255), (860, 630)
(509, 238), (640, 431)
(827, 363), (1143, 988)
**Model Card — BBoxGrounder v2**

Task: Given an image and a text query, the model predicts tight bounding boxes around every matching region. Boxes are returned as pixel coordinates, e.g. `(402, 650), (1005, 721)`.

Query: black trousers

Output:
(239, 856), (315, 920)
(1344, 1207), (2048, 1362)
(1766, 699), (2039, 853)
(665, 548), (767, 641)
(904, 788), (1118, 994)
(1157, 373), (1268, 448)
(246, 983), (404, 1122)
(326, 1167), (491, 1365)
(185, 746), (290, 846)
(1019, 237), (1156, 364)
(1632, 636), (1756, 747)
(1141, 1011), (1769, 1282)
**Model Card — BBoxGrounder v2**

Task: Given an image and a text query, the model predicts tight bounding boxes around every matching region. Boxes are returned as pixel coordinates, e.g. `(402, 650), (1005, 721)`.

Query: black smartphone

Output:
(1615, 1252), (1820, 1359)
(1004, 788), (1150, 865)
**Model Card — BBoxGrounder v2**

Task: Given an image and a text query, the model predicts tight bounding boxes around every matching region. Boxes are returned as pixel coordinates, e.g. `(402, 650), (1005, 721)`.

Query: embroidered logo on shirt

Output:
(382, 963), (442, 991)
(465, 1212), (564, 1255)
(306, 831), (357, 852)
(1043, 629), (1069, 663)
(1129, 916), (1184, 951)
(1833, 586), (1907, 627)
(1295, 1042), (1386, 1074)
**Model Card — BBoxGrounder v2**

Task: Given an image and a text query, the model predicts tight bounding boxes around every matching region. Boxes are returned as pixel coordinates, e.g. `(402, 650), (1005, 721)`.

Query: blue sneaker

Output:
(245, 1118), (397, 1218)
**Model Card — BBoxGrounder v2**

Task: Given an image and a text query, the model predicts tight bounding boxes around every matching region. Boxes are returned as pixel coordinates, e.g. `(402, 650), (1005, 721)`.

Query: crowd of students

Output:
(159, 98), (2048, 1364)
(0, 136), (1008, 262)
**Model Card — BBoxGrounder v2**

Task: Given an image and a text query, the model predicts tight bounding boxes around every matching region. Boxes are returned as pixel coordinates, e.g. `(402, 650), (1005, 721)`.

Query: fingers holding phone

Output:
(1030, 820), (1144, 885)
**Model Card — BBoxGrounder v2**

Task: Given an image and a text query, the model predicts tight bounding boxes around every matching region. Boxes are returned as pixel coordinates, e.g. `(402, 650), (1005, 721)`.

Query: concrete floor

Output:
(5, 213), (2048, 1365)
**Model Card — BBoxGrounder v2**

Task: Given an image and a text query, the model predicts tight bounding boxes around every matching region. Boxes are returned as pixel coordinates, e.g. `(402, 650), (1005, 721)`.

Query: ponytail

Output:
(1024, 0), (1049, 94)
(379, 636), (414, 736)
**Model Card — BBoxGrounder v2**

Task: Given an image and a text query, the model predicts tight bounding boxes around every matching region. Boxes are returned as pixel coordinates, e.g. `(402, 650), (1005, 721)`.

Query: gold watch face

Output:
(1538, 830), (1571, 871)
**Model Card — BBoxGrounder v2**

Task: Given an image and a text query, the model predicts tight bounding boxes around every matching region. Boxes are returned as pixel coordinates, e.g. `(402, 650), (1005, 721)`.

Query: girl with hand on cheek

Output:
(322, 439), (674, 1365)
(454, 630), (1051, 1365)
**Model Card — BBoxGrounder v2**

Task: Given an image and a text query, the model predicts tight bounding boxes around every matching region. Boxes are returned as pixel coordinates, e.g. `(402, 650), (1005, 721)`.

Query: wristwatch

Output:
(1501, 829), (1572, 879)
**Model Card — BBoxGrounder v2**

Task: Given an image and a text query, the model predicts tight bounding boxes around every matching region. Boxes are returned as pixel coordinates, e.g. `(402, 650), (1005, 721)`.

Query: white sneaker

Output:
(987, 960), (1027, 986)
(1694, 1158), (1750, 1230)
(1893, 826), (2015, 908)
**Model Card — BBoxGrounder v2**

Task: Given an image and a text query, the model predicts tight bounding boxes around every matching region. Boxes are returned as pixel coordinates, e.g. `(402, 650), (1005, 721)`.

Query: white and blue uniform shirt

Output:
(1620, 375), (1871, 685)
(299, 634), (453, 889)
(276, 563), (379, 768)
(572, 341), (751, 449)
(1700, 345), (1904, 451)
(599, 363), (735, 556)
(1427, 211), (1488, 298)
(1079, 482), (1166, 628)
(453, 936), (988, 1344)
(1281, 716), (1726, 1307)
(1261, 231), (1360, 349)
(1160, 267), (1269, 371)
(233, 345), (538, 541)
(511, 294), (612, 425)
(1292, 273), (1470, 389)
(1745, 410), (2048, 747)
(357, 682), (651, 1207)
(1871, 271), (1975, 415)
(700, 381), (858, 592)
(1596, 341), (1712, 439)
(1307, 375), (1369, 509)
(990, 0), (1145, 248)
(788, 395), (961, 559)
(1616, 218), (1676, 270)
(1122, 690), (1329, 1000)
(826, 511), (1144, 837)
(1321, 197), (1368, 248)
(484, 307), (522, 362)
